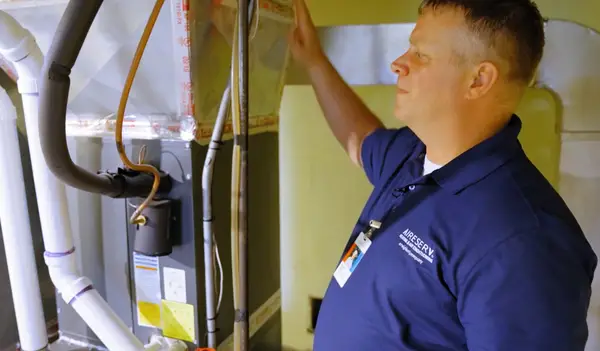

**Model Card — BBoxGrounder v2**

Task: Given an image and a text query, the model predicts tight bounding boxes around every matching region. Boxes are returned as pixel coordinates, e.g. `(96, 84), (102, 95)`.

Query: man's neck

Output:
(418, 113), (512, 166)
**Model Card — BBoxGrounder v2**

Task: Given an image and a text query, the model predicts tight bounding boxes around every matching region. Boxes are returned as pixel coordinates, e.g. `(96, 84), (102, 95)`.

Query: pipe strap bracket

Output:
(234, 309), (248, 322)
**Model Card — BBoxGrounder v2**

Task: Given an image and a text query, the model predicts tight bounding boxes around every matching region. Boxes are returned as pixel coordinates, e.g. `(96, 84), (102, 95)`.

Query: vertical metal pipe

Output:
(205, 1), (255, 349)
(238, 0), (250, 349)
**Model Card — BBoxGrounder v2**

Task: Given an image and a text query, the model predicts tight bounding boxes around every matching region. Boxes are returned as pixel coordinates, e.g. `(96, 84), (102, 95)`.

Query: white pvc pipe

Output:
(67, 285), (145, 349)
(0, 86), (48, 351)
(0, 10), (145, 351)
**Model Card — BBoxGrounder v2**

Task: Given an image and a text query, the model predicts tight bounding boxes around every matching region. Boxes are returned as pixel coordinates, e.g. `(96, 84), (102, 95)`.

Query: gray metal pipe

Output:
(237, 0), (250, 349)
(38, 0), (169, 198)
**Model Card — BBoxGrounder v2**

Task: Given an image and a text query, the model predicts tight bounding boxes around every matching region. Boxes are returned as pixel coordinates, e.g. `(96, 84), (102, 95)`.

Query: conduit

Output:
(0, 83), (47, 351)
(202, 82), (230, 348)
(0, 7), (145, 351)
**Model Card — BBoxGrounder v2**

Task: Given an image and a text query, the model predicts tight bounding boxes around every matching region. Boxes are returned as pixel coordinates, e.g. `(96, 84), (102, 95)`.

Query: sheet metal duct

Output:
(285, 23), (413, 86)
(0, 0), (292, 142)
(0, 0), (179, 114)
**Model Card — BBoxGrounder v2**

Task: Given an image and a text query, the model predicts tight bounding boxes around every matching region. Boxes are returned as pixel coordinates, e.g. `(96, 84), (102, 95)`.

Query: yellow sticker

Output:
(137, 301), (161, 328)
(161, 300), (195, 342)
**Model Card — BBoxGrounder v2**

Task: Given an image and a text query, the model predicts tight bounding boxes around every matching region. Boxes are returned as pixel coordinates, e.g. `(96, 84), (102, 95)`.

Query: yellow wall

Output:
(279, 0), (595, 349)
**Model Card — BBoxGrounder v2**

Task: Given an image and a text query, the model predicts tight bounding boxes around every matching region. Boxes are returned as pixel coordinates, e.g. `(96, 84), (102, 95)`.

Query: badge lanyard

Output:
(361, 156), (421, 239)
(361, 185), (408, 240)
(333, 156), (425, 288)
(333, 190), (405, 288)
(364, 205), (405, 243)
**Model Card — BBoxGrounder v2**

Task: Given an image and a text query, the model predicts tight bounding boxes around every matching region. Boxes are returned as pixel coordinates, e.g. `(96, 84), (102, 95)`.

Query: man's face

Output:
(391, 8), (473, 127)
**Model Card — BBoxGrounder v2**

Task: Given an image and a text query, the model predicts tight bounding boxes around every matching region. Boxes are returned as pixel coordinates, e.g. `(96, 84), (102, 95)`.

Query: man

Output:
(288, 0), (598, 350)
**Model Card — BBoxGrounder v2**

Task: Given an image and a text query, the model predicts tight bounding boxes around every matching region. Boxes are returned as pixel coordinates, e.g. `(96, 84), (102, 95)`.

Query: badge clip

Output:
(365, 220), (382, 239)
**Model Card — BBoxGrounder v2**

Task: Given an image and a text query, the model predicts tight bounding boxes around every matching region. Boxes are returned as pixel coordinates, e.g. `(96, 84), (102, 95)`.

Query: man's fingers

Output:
(288, 25), (297, 44)
(292, 0), (311, 26)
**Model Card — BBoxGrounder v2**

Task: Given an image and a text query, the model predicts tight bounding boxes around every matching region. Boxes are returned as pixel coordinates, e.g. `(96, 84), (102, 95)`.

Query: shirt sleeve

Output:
(457, 230), (596, 351)
(360, 127), (418, 186)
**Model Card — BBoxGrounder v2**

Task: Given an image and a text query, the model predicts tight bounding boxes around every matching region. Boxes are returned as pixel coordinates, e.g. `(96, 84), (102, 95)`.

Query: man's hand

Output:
(288, 0), (326, 69)
(287, 0), (384, 168)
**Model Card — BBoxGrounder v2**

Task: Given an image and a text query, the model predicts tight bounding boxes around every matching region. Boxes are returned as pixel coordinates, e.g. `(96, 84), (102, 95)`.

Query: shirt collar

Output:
(426, 114), (523, 194)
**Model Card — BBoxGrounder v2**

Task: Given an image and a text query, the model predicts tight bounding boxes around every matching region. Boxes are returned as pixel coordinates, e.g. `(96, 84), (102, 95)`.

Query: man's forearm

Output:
(307, 58), (384, 166)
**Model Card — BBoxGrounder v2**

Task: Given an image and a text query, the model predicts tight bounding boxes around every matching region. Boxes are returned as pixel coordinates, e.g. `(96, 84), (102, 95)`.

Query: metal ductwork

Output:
(0, 0), (291, 140)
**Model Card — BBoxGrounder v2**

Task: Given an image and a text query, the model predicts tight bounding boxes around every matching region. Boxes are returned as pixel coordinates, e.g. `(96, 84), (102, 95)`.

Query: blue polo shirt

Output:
(313, 115), (597, 351)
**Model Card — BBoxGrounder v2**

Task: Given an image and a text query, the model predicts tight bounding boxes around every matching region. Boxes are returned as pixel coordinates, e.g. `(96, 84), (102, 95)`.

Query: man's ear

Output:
(465, 61), (499, 100)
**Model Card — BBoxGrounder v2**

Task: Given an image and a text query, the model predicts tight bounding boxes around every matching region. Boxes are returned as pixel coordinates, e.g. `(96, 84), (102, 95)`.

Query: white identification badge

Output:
(333, 232), (372, 288)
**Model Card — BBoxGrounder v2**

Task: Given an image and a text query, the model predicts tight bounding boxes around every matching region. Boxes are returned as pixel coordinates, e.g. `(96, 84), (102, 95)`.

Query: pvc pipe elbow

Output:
(44, 251), (92, 304)
(0, 11), (44, 92)
(0, 11), (28, 54)
(12, 43), (44, 91)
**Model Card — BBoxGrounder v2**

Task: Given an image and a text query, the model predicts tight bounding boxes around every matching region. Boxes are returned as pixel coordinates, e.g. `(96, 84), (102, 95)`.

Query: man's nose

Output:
(391, 57), (409, 76)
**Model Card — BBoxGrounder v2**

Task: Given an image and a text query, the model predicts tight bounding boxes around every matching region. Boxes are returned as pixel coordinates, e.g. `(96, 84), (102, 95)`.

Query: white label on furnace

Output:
(163, 267), (187, 303)
(133, 253), (161, 328)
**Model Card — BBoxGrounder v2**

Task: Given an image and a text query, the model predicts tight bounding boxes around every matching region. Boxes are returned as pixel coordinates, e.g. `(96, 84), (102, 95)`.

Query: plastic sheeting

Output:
(192, 0), (293, 140)
(0, 0), (293, 143)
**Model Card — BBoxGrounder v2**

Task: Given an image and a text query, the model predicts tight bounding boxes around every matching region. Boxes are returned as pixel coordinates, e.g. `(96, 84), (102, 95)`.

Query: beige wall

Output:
(279, 0), (599, 350)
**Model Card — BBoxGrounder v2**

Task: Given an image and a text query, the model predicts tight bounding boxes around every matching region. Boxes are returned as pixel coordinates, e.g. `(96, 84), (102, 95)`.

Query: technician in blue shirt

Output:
(289, 0), (597, 350)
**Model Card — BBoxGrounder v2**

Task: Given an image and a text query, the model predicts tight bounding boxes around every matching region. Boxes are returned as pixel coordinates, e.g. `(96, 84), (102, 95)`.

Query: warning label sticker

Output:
(133, 253), (162, 328)
(163, 267), (187, 303)
(162, 300), (196, 343)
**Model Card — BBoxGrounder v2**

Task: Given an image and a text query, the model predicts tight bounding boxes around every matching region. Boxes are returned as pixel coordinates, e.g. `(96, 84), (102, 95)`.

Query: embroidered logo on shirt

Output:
(399, 228), (435, 264)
